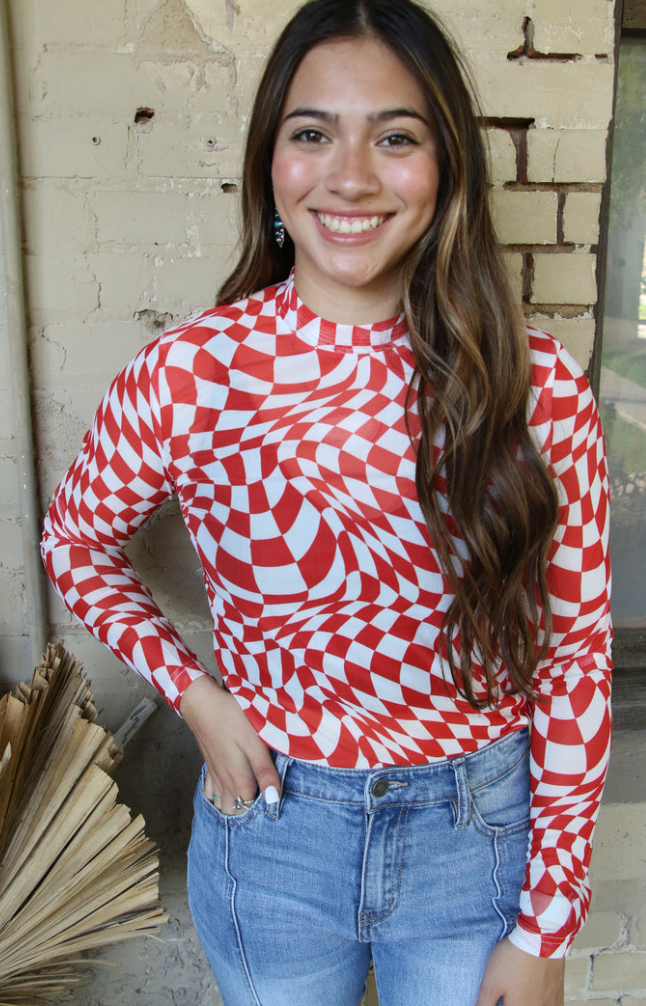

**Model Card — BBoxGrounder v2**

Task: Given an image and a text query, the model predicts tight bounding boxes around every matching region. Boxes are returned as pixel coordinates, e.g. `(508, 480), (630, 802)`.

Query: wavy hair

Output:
(217, 0), (560, 708)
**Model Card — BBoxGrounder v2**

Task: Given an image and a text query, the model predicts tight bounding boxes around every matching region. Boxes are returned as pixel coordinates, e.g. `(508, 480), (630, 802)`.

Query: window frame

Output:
(592, 0), (646, 721)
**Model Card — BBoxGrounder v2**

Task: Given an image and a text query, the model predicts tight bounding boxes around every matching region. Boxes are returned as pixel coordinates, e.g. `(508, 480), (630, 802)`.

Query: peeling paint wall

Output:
(2, 4), (643, 1003)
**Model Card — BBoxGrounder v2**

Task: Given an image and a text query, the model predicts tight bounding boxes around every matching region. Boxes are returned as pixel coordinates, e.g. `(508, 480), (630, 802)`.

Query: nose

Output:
(325, 140), (380, 200)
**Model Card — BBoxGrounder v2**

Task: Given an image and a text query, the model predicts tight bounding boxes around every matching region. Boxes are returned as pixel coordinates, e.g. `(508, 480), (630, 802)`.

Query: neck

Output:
(293, 270), (402, 325)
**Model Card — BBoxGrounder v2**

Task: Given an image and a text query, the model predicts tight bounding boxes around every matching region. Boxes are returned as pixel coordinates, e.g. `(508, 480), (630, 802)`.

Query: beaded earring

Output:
(273, 208), (285, 248)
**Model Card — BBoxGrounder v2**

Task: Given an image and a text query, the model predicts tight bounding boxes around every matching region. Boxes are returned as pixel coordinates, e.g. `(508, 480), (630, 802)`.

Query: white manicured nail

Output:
(264, 785), (280, 805)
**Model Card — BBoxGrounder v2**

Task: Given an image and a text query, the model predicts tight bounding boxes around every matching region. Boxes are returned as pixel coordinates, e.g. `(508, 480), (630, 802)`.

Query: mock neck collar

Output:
(276, 270), (408, 354)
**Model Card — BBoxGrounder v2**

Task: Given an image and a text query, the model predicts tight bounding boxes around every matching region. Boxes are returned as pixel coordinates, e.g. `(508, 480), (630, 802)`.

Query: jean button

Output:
(372, 779), (389, 798)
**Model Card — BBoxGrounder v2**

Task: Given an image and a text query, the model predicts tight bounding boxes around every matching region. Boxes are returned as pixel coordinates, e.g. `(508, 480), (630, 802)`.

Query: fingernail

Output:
(264, 785), (280, 805)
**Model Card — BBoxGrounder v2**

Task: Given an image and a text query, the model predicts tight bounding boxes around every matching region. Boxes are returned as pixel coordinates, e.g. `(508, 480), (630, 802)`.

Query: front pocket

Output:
(469, 744), (531, 836)
(197, 770), (264, 826)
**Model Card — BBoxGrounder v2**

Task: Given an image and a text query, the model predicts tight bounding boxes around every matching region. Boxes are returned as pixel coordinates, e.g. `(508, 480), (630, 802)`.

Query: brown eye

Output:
(292, 128), (328, 144)
(380, 132), (417, 147)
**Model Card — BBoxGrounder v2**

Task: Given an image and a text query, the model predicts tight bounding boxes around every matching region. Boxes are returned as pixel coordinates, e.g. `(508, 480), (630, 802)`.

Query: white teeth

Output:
(318, 213), (385, 234)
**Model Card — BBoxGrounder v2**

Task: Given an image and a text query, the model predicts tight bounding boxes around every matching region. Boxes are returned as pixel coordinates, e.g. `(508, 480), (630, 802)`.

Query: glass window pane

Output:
(600, 40), (646, 628)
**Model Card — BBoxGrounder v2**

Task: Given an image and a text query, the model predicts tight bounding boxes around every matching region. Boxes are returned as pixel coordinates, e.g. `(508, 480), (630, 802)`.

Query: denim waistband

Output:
(274, 727), (529, 812)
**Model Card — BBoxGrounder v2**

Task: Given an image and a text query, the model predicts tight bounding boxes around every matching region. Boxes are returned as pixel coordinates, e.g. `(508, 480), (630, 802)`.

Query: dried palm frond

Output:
(0, 643), (167, 1005)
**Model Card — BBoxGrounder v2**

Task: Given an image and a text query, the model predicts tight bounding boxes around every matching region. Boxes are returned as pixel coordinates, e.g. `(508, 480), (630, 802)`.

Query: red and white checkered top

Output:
(42, 271), (612, 958)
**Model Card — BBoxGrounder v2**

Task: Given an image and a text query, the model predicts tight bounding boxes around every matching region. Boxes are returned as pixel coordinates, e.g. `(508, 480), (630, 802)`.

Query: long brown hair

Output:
(218, 0), (559, 708)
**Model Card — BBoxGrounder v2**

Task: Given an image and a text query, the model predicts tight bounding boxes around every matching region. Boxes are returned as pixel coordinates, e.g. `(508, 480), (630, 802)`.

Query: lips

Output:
(316, 212), (388, 234)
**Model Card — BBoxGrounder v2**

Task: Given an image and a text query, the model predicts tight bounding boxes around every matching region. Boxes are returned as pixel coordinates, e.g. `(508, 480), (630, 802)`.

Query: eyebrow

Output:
(283, 106), (430, 127)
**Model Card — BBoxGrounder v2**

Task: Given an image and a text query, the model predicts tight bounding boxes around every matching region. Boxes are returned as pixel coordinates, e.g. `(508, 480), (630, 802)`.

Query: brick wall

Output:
(444, 0), (616, 368)
(2, 4), (643, 1003)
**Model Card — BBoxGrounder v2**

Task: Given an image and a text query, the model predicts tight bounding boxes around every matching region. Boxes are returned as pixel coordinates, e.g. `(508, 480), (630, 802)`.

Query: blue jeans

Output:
(187, 728), (530, 1006)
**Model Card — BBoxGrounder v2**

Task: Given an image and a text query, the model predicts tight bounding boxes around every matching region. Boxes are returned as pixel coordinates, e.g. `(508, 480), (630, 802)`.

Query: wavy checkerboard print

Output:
(42, 273), (612, 956)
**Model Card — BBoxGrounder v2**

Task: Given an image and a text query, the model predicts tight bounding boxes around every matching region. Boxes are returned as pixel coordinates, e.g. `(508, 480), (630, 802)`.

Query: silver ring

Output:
(233, 795), (255, 811)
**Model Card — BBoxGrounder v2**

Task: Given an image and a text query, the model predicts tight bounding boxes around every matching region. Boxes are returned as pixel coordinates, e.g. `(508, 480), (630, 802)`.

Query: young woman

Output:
(41, 1), (612, 1004)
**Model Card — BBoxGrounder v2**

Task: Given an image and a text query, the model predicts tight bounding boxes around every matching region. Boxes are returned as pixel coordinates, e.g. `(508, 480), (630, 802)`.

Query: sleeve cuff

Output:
(508, 921), (569, 959)
(160, 665), (210, 713)
(509, 889), (578, 958)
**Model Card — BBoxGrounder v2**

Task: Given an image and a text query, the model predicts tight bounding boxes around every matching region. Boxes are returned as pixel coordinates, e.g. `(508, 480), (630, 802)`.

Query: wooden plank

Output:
(623, 0), (646, 31)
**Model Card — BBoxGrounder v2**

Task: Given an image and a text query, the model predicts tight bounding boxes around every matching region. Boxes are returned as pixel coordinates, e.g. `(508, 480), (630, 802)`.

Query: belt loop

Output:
(451, 757), (471, 829)
(266, 753), (291, 820)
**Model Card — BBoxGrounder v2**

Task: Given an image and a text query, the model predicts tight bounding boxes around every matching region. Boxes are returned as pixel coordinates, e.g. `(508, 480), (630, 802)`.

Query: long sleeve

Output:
(509, 337), (613, 958)
(41, 339), (209, 709)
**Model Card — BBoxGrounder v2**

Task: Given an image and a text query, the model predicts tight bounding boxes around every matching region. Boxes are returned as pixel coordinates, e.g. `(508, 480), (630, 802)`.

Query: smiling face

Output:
(271, 36), (441, 323)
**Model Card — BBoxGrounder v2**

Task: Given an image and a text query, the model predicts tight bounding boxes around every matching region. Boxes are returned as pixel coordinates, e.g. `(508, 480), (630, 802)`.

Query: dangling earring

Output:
(273, 208), (285, 248)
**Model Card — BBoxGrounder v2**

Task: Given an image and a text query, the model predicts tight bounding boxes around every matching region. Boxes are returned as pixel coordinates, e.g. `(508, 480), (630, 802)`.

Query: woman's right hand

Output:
(179, 674), (282, 814)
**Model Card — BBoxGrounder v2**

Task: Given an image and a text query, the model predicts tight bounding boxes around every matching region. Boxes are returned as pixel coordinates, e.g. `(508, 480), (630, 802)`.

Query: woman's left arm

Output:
(481, 338), (613, 1001)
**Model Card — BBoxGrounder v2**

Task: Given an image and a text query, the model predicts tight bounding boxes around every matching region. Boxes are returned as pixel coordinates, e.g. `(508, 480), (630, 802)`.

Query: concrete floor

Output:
(66, 707), (223, 1006)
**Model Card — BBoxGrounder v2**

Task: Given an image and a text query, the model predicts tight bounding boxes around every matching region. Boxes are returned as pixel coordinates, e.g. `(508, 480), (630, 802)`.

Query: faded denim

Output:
(187, 728), (530, 1006)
